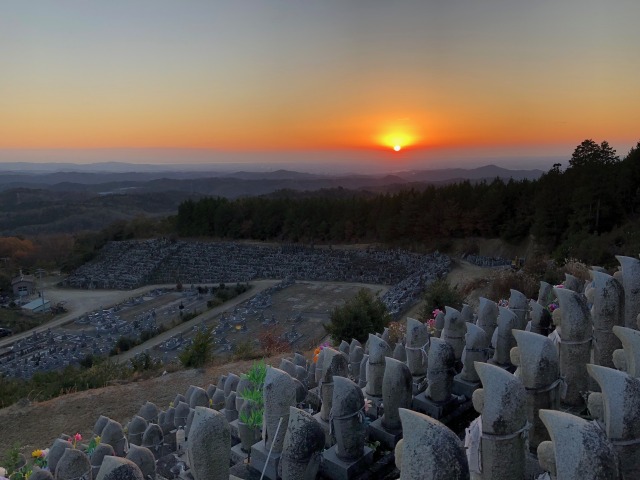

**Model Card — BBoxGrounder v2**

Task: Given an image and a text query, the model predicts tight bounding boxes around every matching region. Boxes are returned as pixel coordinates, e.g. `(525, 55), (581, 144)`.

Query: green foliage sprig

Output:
(242, 360), (267, 390)
(238, 408), (263, 429)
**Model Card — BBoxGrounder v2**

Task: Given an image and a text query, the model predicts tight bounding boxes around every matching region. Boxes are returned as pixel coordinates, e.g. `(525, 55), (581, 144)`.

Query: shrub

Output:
(130, 352), (161, 372)
(2, 443), (21, 475)
(563, 259), (591, 282)
(487, 270), (539, 300)
(421, 279), (464, 314)
(109, 336), (138, 356)
(458, 277), (489, 297)
(258, 327), (290, 356)
(387, 321), (406, 344)
(233, 340), (260, 361)
(179, 327), (214, 368)
(181, 311), (199, 323)
(325, 289), (392, 344)
(140, 329), (157, 342)
(78, 354), (95, 368)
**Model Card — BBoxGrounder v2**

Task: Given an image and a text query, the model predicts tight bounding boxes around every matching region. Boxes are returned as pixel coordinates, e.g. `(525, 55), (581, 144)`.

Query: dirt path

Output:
(114, 280), (279, 362)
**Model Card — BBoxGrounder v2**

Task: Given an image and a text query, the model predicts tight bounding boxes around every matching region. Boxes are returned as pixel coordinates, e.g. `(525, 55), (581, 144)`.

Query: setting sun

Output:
(376, 124), (419, 152)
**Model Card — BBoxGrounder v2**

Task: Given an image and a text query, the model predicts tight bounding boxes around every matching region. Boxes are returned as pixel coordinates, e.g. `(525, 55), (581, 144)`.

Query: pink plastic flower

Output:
(432, 308), (442, 318)
(74, 433), (82, 442)
(363, 398), (373, 413)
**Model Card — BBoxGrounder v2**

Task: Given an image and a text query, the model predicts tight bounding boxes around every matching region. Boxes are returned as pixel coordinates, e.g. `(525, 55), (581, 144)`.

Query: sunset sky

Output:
(1, 0), (639, 170)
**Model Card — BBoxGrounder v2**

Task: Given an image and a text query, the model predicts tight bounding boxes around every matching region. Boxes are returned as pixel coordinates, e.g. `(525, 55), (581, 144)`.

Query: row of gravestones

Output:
(65, 239), (448, 290)
(38, 254), (640, 479)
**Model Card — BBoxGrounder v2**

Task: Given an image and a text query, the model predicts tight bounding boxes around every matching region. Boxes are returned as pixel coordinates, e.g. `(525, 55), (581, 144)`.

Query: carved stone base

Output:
(452, 375), (481, 399)
(230, 443), (250, 465)
(249, 440), (281, 480)
(411, 393), (457, 419)
(368, 418), (403, 449)
(229, 463), (262, 480)
(320, 445), (374, 480)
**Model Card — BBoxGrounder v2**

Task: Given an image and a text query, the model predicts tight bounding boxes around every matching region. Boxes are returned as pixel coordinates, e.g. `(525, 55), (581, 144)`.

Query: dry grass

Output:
(487, 270), (539, 300)
(0, 353), (290, 459)
(564, 259), (591, 282)
(459, 277), (490, 297)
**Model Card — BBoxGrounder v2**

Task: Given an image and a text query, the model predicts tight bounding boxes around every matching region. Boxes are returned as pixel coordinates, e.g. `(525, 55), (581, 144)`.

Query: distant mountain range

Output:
(0, 163), (544, 193)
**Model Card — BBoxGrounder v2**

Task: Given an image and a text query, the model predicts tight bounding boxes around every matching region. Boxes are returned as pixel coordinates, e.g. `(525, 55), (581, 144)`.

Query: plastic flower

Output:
(363, 398), (373, 413)
(432, 308), (442, 318)
(32, 450), (43, 459)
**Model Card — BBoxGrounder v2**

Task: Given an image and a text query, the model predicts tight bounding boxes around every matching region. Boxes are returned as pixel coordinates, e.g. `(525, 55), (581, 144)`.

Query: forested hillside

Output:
(175, 140), (640, 265)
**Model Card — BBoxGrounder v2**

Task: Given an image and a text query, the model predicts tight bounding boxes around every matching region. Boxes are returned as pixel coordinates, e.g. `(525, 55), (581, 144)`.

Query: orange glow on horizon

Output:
(376, 122), (420, 152)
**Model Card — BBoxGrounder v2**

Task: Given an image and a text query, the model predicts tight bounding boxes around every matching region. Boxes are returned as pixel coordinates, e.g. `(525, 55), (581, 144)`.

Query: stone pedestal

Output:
(319, 445), (373, 480)
(452, 374), (480, 399)
(412, 392), (456, 419)
(221, 407), (239, 423)
(230, 443), (249, 465)
(249, 440), (281, 480)
(179, 469), (194, 480)
(229, 419), (239, 440)
(312, 412), (333, 447)
(165, 430), (177, 451)
(368, 417), (402, 449)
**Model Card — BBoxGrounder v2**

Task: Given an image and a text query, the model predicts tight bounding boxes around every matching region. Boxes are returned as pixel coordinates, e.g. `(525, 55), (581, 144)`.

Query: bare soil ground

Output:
(0, 354), (288, 458)
(0, 263), (490, 460)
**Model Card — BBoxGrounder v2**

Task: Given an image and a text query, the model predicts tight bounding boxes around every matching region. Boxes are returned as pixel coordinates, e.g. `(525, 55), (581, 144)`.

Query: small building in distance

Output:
(22, 298), (50, 313)
(11, 273), (35, 297)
